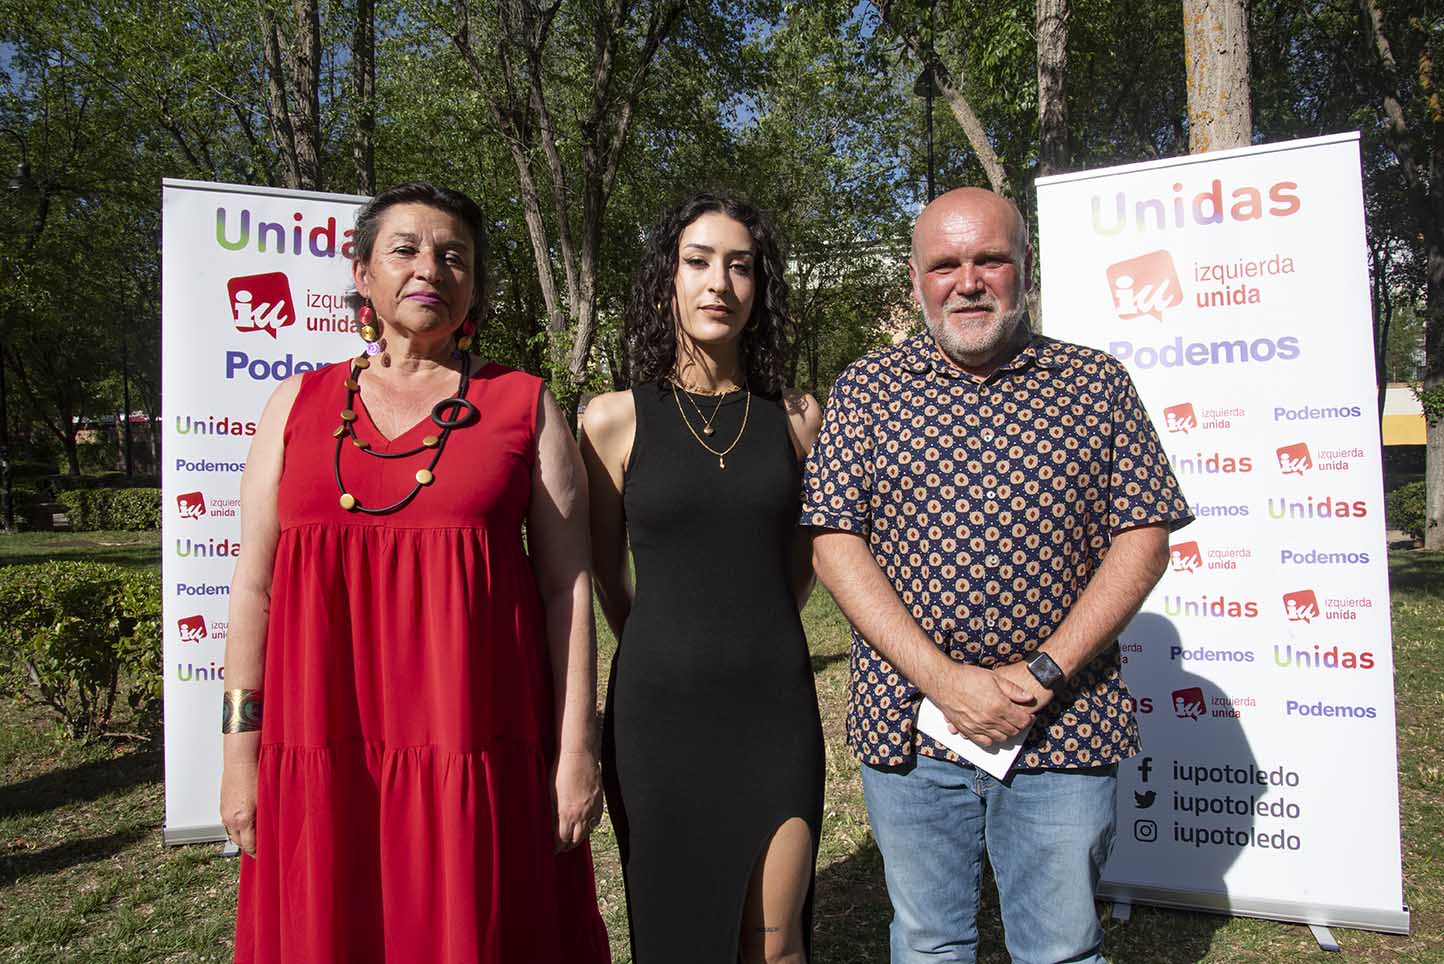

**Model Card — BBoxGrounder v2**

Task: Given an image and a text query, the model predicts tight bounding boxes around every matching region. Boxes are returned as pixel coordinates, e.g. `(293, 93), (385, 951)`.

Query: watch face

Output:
(1029, 654), (1064, 688)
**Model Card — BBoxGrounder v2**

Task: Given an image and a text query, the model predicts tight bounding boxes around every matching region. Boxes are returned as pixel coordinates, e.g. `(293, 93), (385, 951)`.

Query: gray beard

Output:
(925, 301), (1030, 370)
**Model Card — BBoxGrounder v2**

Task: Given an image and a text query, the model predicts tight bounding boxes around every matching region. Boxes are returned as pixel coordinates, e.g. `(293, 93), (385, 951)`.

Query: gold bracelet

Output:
(222, 688), (263, 734)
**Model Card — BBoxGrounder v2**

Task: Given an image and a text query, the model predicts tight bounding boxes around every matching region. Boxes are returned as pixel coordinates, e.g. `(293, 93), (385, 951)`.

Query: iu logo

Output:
(1171, 686), (1206, 721)
(1282, 589), (1320, 623)
(227, 272), (296, 338)
(177, 615), (208, 643)
(176, 491), (207, 520)
(1276, 442), (1312, 476)
(1163, 402), (1197, 434)
(1106, 251), (1184, 321)
(1169, 540), (1202, 574)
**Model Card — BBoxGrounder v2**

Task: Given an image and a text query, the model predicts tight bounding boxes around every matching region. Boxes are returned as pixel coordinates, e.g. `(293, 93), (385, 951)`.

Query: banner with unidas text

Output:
(161, 179), (366, 843)
(1036, 132), (1408, 934)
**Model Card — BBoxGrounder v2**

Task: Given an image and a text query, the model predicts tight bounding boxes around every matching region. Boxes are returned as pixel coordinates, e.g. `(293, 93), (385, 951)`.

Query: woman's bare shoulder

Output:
(581, 389), (637, 437)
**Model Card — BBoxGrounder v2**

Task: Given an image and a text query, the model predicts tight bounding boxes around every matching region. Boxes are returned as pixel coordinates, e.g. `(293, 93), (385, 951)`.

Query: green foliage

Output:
(0, 562), (163, 738)
(56, 488), (162, 532)
(113, 567), (163, 720)
(1388, 481), (1428, 543)
(1416, 384), (1444, 423)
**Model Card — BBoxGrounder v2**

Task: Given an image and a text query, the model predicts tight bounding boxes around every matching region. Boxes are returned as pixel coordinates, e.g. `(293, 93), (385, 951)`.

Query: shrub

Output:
(57, 488), (162, 531)
(114, 570), (163, 723)
(56, 490), (93, 529)
(1386, 481), (1427, 544)
(0, 562), (163, 738)
(39, 473), (159, 499)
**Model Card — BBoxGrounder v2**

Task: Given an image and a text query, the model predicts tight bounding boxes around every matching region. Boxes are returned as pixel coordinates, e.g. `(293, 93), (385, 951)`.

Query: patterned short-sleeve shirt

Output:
(802, 332), (1193, 770)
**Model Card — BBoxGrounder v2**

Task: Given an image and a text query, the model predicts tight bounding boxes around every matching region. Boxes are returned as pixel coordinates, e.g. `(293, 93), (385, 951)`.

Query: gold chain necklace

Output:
(671, 382), (749, 469)
(677, 385), (727, 436)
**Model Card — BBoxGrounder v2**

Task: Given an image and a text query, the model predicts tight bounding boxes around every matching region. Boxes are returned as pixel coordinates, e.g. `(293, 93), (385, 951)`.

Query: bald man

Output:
(801, 188), (1192, 963)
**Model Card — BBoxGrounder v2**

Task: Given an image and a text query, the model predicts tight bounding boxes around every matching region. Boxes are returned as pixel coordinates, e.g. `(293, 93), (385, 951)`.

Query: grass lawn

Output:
(0, 536), (1440, 962)
(0, 531), (162, 569)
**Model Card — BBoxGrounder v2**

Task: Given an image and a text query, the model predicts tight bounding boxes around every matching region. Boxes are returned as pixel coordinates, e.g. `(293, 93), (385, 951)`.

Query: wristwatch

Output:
(1026, 652), (1066, 691)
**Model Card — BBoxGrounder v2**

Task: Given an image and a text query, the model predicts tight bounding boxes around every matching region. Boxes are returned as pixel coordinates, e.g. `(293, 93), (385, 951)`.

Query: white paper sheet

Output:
(915, 698), (1029, 780)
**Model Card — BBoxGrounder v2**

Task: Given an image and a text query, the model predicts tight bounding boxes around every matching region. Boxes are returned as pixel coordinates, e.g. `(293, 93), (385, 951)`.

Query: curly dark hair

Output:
(351, 182), (489, 320)
(625, 193), (790, 398)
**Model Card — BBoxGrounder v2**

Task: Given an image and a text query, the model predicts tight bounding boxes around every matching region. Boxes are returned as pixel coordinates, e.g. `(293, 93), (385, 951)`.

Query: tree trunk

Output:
(1181, 0), (1251, 153)
(352, 0), (376, 195)
(62, 427), (80, 477)
(290, 0), (323, 189)
(1036, 0), (1070, 178)
(257, 0), (323, 189)
(453, 0), (682, 425)
(1370, 241), (1394, 429)
(1423, 251), (1443, 549)
(1357, 0), (1444, 548)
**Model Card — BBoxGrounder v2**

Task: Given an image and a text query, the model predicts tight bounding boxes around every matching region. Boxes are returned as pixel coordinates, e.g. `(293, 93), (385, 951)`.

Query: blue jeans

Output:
(860, 754), (1118, 964)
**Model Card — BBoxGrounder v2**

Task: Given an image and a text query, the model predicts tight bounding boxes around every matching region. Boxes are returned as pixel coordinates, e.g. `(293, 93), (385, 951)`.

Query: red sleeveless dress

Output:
(234, 360), (609, 964)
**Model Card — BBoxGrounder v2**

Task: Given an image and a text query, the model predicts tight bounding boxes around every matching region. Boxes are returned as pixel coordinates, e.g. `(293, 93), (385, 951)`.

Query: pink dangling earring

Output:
(358, 304), (384, 358)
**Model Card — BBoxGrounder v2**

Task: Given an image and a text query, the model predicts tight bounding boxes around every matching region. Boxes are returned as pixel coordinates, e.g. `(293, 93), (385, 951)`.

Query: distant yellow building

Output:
(1383, 384), (1426, 446)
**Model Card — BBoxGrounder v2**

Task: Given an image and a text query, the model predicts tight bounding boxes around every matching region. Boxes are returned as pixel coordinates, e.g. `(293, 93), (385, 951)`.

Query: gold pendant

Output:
(703, 424), (714, 436)
(718, 456), (726, 470)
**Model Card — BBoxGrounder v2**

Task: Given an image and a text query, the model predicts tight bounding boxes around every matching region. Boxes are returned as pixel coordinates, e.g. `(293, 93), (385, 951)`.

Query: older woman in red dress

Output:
(220, 182), (609, 963)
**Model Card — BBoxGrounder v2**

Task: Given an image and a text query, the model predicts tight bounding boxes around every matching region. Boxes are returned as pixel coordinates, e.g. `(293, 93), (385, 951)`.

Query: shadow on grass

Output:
(0, 747), (161, 819)
(0, 546), (162, 569)
(1388, 550), (1444, 596)
(813, 840), (891, 963)
(0, 826), (150, 885)
(810, 652), (848, 675)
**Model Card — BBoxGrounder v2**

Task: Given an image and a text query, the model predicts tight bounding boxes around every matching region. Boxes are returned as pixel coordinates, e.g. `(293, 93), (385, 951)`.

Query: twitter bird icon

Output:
(1134, 790), (1157, 809)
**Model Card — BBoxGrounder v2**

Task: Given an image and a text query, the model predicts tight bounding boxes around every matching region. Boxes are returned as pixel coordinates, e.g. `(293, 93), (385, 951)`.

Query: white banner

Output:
(1036, 133), (1408, 933)
(160, 180), (366, 843)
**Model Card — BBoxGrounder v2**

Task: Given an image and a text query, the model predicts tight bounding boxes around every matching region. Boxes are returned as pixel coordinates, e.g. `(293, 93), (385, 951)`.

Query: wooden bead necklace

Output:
(333, 341), (476, 515)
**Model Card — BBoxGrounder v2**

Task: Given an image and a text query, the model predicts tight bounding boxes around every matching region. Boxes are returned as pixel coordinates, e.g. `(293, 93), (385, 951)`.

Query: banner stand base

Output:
(1309, 925), (1341, 953)
(1110, 902), (1133, 924)
(1098, 882), (1409, 936)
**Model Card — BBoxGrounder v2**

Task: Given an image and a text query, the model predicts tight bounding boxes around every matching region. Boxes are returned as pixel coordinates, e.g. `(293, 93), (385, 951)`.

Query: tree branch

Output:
(878, 0), (1011, 196)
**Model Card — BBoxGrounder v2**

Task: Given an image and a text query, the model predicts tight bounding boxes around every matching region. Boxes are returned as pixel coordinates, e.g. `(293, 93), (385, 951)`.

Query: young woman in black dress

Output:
(580, 194), (823, 964)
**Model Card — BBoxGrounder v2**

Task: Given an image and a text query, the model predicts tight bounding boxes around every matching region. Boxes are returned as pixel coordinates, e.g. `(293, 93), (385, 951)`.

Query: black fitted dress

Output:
(601, 381), (825, 963)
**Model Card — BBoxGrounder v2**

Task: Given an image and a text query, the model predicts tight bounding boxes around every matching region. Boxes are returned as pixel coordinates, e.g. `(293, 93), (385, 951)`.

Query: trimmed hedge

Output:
(57, 487), (162, 531)
(1387, 481), (1427, 544)
(0, 562), (162, 738)
(27, 473), (160, 499)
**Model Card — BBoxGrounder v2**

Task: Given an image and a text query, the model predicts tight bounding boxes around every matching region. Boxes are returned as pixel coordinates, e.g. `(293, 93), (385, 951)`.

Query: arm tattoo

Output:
(222, 688), (263, 733)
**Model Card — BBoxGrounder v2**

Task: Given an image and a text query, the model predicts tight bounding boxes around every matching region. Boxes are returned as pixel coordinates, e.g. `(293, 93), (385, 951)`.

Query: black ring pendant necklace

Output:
(333, 352), (477, 514)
